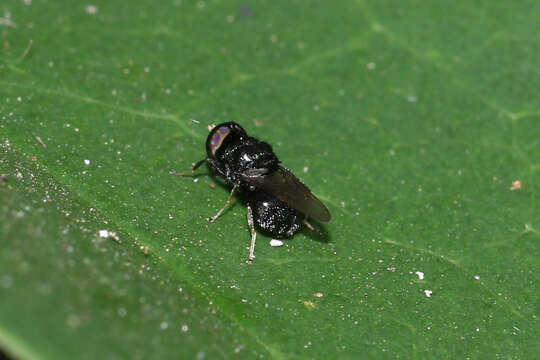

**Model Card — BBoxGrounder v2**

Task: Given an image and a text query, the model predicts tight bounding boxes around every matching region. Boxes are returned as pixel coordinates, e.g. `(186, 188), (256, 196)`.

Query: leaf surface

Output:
(1, 0), (538, 359)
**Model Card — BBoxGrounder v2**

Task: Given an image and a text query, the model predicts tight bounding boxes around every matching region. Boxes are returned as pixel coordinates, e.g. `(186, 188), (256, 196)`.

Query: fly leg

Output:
(207, 184), (238, 223)
(303, 219), (317, 231)
(170, 158), (207, 176)
(246, 204), (257, 264)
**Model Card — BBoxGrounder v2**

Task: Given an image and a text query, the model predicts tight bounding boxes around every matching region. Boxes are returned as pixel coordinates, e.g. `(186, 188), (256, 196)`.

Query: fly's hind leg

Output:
(246, 204), (257, 264)
(303, 219), (317, 231)
(207, 184), (238, 223)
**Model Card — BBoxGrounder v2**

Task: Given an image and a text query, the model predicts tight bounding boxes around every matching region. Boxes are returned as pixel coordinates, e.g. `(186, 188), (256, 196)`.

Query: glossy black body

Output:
(206, 123), (278, 188)
(205, 122), (330, 237)
(248, 191), (302, 237)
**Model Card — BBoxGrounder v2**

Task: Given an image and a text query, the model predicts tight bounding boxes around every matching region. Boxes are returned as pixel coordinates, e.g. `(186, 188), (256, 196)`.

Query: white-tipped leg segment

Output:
(303, 219), (316, 231)
(207, 184), (238, 223)
(246, 204), (257, 264)
(171, 158), (207, 176)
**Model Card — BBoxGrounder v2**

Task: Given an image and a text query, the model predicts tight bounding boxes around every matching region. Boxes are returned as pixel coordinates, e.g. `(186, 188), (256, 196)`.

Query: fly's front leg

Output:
(170, 158), (207, 176)
(207, 184), (238, 223)
(246, 204), (257, 264)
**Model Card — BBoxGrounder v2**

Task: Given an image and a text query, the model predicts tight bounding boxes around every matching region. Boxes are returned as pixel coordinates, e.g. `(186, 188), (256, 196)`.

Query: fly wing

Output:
(243, 166), (331, 222)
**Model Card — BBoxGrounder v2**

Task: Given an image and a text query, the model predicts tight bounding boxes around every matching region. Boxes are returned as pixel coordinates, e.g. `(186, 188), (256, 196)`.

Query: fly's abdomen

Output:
(248, 191), (302, 237)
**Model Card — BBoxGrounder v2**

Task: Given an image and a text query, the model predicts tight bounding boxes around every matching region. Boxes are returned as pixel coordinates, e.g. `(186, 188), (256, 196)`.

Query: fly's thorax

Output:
(230, 140), (279, 174)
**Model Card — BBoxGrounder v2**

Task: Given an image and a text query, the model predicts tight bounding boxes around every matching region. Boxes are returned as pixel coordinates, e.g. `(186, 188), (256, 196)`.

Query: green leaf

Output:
(1, 0), (538, 359)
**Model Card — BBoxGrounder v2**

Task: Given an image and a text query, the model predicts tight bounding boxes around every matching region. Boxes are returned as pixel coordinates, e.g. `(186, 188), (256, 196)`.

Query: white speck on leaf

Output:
(98, 230), (120, 242)
(269, 239), (283, 247)
(0, 12), (16, 27)
(424, 289), (433, 298)
(510, 180), (521, 191)
(415, 271), (425, 280)
(85, 5), (98, 15)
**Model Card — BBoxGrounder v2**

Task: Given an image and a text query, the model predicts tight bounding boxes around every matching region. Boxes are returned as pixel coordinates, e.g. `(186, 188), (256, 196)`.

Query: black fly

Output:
(174, 122), (331, 263)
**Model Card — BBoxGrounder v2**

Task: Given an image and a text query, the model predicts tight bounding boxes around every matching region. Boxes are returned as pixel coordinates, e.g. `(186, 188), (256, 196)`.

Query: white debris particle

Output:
(424, 289), (433, 298)
(313, 292), (324, 298)
(160, 321), (168, 330)
(510, 180), (522, 191)
(181, 324), (189, 332)
(66, 314), (81, 328)
(474, 275), (480, 280)
(407, 94), (418, 103)
(303, 166), (309, 173)
(415, 271), (425, 280)
(98, 230), (120, 242)
(269, 239), (283, 247)
(0, 12), (16, 27)
(367, 62), (376, 70)
(85, 5), (98, 15)
(84, 159), (90, 165)
(0, 275), (13, 289)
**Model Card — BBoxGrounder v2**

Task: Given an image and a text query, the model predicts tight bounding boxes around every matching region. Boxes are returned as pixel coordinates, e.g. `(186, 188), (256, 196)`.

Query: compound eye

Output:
(208, 125), (231, 156)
